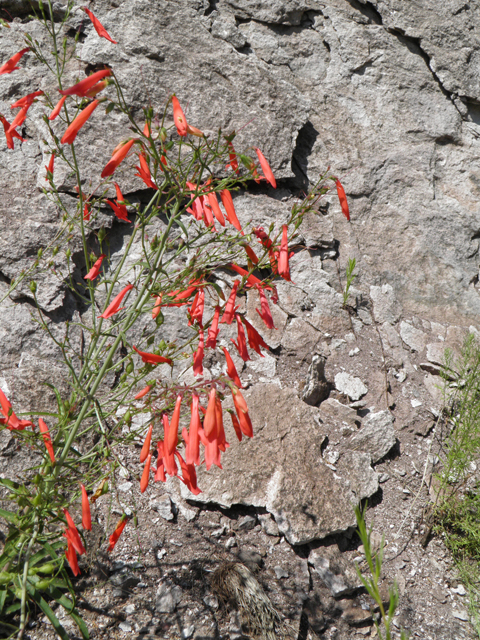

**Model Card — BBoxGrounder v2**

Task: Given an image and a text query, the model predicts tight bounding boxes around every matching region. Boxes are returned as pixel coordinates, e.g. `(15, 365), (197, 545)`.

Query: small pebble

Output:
(274, 566), (289, 579)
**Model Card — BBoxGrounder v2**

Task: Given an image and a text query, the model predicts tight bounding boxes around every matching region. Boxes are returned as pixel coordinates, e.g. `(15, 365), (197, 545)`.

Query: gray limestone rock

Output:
(349, 410), (396, 464)
(400, 322), (427, 353)
(150, 495), (174, 521)
(182, 385), (379, 544)
(370, 284), (401, 324)
(302, 355), (330, 406)
(335, 372), (368, 401)
(156, 581), (183, 613)
(317, 397), (359, 428)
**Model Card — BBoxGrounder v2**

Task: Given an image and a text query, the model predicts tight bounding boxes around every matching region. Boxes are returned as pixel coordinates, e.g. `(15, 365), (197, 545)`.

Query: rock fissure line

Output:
(351, 0), (465, 122)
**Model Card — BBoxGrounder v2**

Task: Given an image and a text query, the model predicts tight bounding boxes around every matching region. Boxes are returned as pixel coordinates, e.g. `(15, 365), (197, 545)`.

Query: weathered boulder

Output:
(178, 384), (378, 544)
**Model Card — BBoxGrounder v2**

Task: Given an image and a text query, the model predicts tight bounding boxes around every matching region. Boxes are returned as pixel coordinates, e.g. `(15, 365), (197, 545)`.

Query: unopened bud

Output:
(98, 227), (106, 242)
(37, 248), (43, 259)
(160, 127), (167, 142)
(66, 248), (71, 260)
(29, 281), (37, 294)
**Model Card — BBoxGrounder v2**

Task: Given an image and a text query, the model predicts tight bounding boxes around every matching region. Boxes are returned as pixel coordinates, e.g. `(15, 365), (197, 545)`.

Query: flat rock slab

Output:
(180, 384), (379, 544)
(349, 411), (396, 464)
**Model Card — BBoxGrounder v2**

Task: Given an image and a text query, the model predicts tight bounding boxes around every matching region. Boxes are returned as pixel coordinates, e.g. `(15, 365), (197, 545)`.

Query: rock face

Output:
(2, 3), (480, 639)
(179, 385), (379, 544)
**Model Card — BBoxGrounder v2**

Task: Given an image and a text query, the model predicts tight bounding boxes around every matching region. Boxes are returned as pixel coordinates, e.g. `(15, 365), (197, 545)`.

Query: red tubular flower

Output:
(0, 114), (24, 149)
(7, 91), (43, 135)
(254, 147), (277, 188)
(84, 253), (106, 281)
(187, 124), (204, 137)
(203, 387), (217, 438)
(193, 328), (204, 377)
(199, 427), (223, 471)
(154, 440), (167, 482)
(106, 198), (130, 222)
(85, 80), (108, 98)
(0, 47), (30, 75)
(135, 384), (154, 400)
(63, 509), (86, 555)
(229, 263), (263, 288)
(231, 387), (253, 438)
(135, 154), (158, 190)
(132, 345), (173, 366)
(175, 452), (201, 495)
(207, 193), (226, 227)
(242, 316), (268, 356)
(83, 203), (91, 221)
(167, 396), (182, 455)
(255, 285), (276, 329)
(220, 190), (242, 232)
(230, 411), (243, 441)
(172, 95), (188, 136)
(49, 95), (67, 120)
(164, 280), (203, 307)
(7, 106), (28, 134)
(11, 90), (44, 109)
(222, 347), (242, 387)
(244, 244), (259, 265)
(80, 484), (92, 531)
(152, 294), (163, 319)
(61, 99), (99, 145)
(107, 182), (130, 221)
(206, 306), (220, 349)
(45, 152), (55, 181)
(225, 140), (239, 173)
(106, 182), (130, 222)
(335, 178), (350, 221)
(108, 516), (127, 552)
(140, 425), (153, 462)
(99, 283), (133, 318)
(83, 7), (117, 43)
(65, 538), (80, 576)
(220, 280), (239, 325)
(185, 395), (201, 465)
(189, 290), (204, 326)
(101, 138), (136, 178)
(0, 389), (34, 431)
(231, 314), (250, 362)
(215, 398), (228, 452)
(140, 453), (152, 493)
(161, 416), (179, 476)
(278, 225), (291, 281)
(38, 418), (55, 464)
(253, 226), (273, 249)
(60, 69), (113, 97)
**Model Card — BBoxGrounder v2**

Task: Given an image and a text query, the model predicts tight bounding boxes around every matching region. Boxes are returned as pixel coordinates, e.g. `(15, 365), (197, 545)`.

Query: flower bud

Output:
(37, 248), (43, 259)
(29, 281), (37, 294)
(98, 227), (106, 242)
(66, 248), (71, 260)
(160, 127), (167, 142)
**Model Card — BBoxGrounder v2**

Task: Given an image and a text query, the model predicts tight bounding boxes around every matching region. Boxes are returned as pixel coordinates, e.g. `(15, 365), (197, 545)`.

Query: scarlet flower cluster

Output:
(0, 11), (353, 583)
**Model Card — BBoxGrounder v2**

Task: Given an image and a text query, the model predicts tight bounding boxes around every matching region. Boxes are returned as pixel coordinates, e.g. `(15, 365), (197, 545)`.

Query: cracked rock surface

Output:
(1, 1), (480, 639)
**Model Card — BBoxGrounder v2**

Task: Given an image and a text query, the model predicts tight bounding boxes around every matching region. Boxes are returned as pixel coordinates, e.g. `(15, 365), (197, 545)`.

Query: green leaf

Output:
(27, 585), (70, 640)
(175, 217), (188, 238)
(0, 508), (17, 524)
(0, 588), (7, 614)
(0, 478), (20, 491)
(209, 282), (225, 301)
(105, 102), (115, 114)
(4, 599), (21, 615)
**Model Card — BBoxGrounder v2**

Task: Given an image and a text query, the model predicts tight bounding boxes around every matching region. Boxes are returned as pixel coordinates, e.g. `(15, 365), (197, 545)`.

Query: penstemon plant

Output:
(0, 2), (350, 637)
